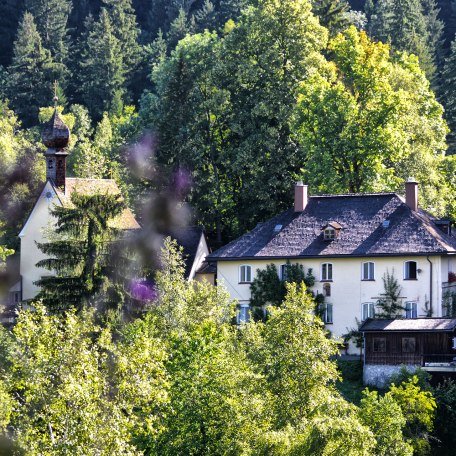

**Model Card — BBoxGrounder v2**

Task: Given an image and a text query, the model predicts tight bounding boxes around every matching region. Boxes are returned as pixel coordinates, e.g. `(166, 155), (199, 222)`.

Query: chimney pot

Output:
(294, 182), (308, 212)
(405, 178), (418, 211)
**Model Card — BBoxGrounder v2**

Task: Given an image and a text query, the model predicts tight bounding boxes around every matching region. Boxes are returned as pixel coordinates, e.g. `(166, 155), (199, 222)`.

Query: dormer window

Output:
(324, 228), (335, 240)
(322, 221), (342, 241)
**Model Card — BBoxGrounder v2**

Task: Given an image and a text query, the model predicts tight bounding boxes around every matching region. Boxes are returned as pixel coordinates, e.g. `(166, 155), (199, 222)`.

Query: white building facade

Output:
(209, 182), (456, 353)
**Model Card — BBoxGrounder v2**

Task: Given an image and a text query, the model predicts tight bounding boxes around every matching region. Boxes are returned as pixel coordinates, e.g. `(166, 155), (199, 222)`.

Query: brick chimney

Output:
(405, 178), (418, 212)
(294, 181), (308, 212)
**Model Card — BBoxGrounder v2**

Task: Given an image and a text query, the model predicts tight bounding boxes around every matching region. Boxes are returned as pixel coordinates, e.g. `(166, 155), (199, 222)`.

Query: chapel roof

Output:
(54, 178), (140, 231)
(42, 109), (70, 150)
(209, 193), (456, 260)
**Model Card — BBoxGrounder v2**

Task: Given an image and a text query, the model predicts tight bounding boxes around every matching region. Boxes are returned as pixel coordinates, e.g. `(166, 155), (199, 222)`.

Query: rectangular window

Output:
(362, 262), (375, 280)
(321, 263), (333, 281)
(239, 265), (252, 283)
(318, 303), (333, 324)
(373, 337), (386, 353)
(237, 304), (250, 324)
(362, 302), (375, 321)
(280, 264), (289, 281)
(324, 228), (336, 240)
(405, 301), (418, 319)
(402, 337), (416, 353)
(404, 261), (417, 280)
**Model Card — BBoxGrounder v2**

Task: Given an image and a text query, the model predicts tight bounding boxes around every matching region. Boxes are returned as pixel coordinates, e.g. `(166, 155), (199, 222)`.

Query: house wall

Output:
(188, 234), (210, 281)
(216, 255), (444, 352)
(19, 182), (60, 301)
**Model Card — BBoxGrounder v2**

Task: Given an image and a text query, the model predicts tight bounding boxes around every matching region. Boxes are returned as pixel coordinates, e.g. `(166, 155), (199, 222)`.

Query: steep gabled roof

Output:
(360, 318), (456, 332)
(209, 193), (456, 260)
(168, 226), (205, 278)
(55, 178), (140, 231)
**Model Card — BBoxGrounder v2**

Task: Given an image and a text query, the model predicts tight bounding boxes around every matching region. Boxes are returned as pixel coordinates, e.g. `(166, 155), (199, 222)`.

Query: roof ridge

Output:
(309, 192), (397, 198)
(65, 177), (116, 182)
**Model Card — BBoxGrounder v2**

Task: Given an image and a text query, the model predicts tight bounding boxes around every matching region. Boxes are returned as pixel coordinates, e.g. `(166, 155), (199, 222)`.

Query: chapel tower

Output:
(41, 105), (70, 191)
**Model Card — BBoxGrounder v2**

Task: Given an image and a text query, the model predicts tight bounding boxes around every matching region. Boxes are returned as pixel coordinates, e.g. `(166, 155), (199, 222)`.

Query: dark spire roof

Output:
(42, 109), (70, 150)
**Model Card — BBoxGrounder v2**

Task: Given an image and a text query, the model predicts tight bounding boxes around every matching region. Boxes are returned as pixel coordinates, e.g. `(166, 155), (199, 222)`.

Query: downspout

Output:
(427, 256), (433, 317)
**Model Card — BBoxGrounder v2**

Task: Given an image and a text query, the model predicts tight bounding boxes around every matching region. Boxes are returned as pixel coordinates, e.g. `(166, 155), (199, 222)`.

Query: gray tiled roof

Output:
(209, 193), (456, 260)
(360, 318), (456, 332)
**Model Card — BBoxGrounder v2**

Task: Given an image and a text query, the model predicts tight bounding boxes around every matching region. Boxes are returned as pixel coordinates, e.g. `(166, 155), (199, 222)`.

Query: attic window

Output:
(322, 221), (341, 241)
(324, 228), (336, 240)
(382, 220), (390, 228)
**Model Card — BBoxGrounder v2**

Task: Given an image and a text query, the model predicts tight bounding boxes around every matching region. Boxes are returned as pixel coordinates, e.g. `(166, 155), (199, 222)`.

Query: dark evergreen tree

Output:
(35, 192), (126, 312)
(369, 0), (443, 79)
(167, 7), (194, 49)
(441, 36), (456, 153)
(0, 0), (24, 67)
(24, 0), (72, 62)
(102, 0), (142, 98)
(374, 270), (406, 318)
(7, 12), (54, 125)
(68, 0), (102, 38)
(311, 0), (351, 36)
(76, 9), (125, 120)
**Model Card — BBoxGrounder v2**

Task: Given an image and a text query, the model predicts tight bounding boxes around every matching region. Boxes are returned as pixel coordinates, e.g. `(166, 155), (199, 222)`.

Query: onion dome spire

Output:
(41, 109), (70, 150)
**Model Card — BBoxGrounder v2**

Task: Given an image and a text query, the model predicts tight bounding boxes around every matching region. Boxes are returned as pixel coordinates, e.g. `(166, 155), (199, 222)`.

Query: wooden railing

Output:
(366, 353), (456, 366)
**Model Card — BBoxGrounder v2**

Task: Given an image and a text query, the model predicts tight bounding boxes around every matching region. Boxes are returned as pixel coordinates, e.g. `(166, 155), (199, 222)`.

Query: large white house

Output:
(208, 181), (456, 351)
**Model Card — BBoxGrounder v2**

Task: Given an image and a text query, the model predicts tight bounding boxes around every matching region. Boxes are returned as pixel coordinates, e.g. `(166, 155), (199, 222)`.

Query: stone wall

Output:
(363, 364), (418, 388)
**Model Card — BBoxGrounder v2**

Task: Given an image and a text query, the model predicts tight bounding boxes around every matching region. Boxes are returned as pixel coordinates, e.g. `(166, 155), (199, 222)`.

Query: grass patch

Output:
(336, 359), (365, 405)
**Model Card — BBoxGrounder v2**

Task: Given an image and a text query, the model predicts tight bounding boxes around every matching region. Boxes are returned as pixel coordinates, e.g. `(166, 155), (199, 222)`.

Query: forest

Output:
(2, 0), (456, 454)
(0, 0), (456, 249)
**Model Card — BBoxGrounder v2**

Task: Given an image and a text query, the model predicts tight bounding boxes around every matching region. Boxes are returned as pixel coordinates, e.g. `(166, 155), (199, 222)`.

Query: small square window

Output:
(402, 337), (416, 353)
(324, 228), (336, 240)
(405, 301), (417, 319)
(373, 337), (386, 353)
(239, 265), (252, 283)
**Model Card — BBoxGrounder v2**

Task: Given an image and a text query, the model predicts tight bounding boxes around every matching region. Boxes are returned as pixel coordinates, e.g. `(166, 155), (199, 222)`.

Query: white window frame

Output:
(237, 303), (250, 324)
(321, 263), (333, 281)
(239, 265), (252, 284)
(362, 302), (375, 321)
(362, 262), (375, 281)
(322, 303), (333, 324)
(324, 228), (336, 240)
(404, 261), (418, 280)
(405, 301), (418, 319)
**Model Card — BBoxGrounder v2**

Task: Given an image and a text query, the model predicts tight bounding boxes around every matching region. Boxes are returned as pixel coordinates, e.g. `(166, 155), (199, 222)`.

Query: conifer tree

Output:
(374, 270), (405, 318)
(76, 9), (125, 120)
(0, 0), (23, 67)
(7, 12), (54, 125)
(441, 36), (456, 153)
(369, 0), (443, 79)
(35, 192), (127, 312)
(167, 8), (194, 49)
(102, 0), (142, 95)
(24, 0), (72, 63)
(311, 0), (351, 36)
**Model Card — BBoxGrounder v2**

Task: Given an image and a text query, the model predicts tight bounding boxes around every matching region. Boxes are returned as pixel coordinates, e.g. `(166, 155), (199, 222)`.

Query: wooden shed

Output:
(360, 318), (456, 372)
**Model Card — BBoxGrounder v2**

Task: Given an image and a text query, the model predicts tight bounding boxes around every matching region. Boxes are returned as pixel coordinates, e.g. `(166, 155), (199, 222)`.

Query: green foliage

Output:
(375, 270), (405, 318)
(368, 0), (443, 79)
(359, 389), (413, 456)
(441, 37), (456, 154)
(431, 380), (456, 455)
(294, 26), (449, 217)
(76, 10), (125, 120)
(24, 0), (72, 63)
(389, 376), (437, 455)
(0, 304), (167, 455)
(250, 262), (315, 312)
(311, 0), (351, 36)
(35, 192), (127, 311)
(7, 12), (55, 125)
